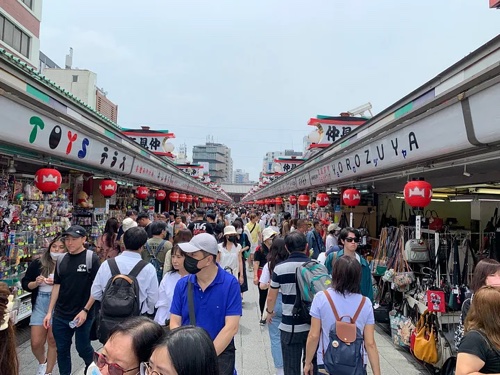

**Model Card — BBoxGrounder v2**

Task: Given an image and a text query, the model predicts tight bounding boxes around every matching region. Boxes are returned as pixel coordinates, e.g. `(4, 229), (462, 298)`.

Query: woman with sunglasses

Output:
(88, 316), (163, 375)
(142, 325), (219, 375)
(324, 228), (374, 302)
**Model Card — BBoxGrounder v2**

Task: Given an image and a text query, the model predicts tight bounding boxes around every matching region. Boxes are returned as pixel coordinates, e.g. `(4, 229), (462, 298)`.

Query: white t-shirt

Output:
(154, 272), (184, 325)
(310, 289), (374, 365)
(259, 263), (271, 284)
(218, 243), (241, 275)
(317, 252), (327, 265)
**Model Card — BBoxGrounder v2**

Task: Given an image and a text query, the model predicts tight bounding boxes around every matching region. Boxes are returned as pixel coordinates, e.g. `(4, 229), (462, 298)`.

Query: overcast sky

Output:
(40, 1), (499, 181)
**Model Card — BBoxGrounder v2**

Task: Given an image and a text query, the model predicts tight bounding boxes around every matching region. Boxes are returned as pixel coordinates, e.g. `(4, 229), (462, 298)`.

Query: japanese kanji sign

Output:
(122, 128), (175, 156)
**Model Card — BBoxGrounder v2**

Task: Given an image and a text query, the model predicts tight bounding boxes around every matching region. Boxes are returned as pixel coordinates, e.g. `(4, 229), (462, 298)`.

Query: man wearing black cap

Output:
(43, 225), (100, 375)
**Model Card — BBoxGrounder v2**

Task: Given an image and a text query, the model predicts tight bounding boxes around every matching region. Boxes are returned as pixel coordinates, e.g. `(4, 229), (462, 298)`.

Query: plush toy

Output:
(77, 191), (90, 208)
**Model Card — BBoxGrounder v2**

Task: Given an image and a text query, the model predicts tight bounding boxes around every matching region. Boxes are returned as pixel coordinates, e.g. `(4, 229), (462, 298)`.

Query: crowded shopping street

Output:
(0, 1), (499, 375)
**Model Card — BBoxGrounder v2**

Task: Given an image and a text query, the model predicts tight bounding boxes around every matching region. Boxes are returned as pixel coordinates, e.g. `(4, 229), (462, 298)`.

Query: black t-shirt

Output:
(54, 250), (100, 319)
(144, 223), (153, 238)
(254, 244), (270, 269)
(459, 330), (500, 373)
(187, 220), (214, 235)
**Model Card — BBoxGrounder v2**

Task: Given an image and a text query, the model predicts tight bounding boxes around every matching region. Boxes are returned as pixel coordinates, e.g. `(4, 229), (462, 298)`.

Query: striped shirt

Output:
(270, 252), (311, 333)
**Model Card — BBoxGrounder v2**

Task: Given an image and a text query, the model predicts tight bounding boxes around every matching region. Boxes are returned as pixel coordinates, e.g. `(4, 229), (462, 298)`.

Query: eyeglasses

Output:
(140, 362), (163, 375)
(93, 352), (139, 375)
(344, 237), (359, 243)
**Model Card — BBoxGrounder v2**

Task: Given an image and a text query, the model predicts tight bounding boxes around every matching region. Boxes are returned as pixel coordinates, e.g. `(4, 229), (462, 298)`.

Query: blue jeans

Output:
(269, 293), (283, 368)
(52, 314), (94, 375)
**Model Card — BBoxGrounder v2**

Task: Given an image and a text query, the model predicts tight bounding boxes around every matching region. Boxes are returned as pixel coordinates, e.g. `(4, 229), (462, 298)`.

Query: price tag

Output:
(416, 215), (421, 239)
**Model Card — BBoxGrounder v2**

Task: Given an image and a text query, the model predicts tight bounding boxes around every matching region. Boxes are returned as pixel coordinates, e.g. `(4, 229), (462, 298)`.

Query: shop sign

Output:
(320, 104), (468, 183)
(0, 96), (134, 174)
(309, 165), (332, 186)
(121, 129), (175, 156)
(308, 117), (365, 145)
(268, 102), (470, 195)
(296, 172), (311, 190)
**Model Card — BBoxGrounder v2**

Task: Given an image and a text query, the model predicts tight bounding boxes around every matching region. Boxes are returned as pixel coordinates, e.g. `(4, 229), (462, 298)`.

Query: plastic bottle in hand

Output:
(69, 318), (79, 329)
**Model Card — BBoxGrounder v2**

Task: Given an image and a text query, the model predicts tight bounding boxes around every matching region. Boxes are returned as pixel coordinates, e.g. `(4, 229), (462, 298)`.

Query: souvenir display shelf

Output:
(0, 174), (73, 324)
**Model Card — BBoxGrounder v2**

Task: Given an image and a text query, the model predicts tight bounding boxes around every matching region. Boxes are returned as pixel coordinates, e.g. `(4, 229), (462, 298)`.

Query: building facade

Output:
(0, 0), (42, 67)
(43, 68), (119, 123)
(262, 149), (302, 174)
(193, 142), (233, 183)
(233, 169), (250, 183)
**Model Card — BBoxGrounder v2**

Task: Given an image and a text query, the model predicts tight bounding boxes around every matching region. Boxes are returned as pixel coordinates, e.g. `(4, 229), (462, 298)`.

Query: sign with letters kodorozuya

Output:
(122, 128), (175, 156)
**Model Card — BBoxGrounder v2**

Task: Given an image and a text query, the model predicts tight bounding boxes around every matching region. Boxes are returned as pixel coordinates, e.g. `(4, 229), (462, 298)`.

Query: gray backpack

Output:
(292, 260), (332, 324)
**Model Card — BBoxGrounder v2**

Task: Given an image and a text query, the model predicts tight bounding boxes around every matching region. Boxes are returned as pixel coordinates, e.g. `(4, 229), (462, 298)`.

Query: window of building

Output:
(72, 75), (78, 82)
(0, 14), (31, 58)
(21, 0), (33, 10)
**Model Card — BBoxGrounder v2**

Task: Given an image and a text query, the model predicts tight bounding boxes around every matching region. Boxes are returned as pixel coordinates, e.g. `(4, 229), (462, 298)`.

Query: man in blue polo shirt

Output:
(170, 233), (242, 375)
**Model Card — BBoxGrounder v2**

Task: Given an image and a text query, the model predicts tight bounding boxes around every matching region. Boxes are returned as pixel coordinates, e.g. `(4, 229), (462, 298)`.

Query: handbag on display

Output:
(371, 227), (389, 276)
(428, 210), (444, 231)
(405, 239), (430, 263)
(413, 310), (439, 365)
(374, 280), (392, 323)
(389, 300), (415, 349)
(391, 234), (415, 293)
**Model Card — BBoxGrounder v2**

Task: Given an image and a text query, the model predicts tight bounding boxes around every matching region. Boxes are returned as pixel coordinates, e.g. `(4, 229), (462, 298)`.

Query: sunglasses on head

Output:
(344, 237), (359, 243)
(94, 351), (139, 375)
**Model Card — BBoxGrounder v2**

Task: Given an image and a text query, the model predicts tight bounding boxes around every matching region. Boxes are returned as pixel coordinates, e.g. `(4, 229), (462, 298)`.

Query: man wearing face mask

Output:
(170, 233), (242, 375)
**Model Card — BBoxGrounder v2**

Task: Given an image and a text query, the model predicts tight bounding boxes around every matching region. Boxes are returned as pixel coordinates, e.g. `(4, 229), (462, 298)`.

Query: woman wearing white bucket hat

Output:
(217, 226), (244, 286)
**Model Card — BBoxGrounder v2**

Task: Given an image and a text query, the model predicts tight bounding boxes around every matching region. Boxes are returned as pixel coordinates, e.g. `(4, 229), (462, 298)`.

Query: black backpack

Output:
(323, 291), (366, 375)
(145, 240), (166, 283)
(97, 258), (147, 344)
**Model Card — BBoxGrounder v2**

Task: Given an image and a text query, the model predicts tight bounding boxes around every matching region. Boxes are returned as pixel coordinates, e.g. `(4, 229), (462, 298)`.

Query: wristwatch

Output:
(266, 308), (274, 314)
(82, 307), (89, 314)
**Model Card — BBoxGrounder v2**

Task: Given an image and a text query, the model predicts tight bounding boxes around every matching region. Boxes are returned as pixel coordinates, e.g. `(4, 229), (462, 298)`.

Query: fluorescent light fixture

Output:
(431, 199), (445, 202)
(475, 188), (500, 195)
(478, 198), (500, 202)
(432, 193), (449, 198)
(449, 197), (473, 202)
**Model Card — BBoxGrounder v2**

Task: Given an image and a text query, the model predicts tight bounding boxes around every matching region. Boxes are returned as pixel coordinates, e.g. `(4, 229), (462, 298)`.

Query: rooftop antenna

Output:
(65, 47), (73, 70)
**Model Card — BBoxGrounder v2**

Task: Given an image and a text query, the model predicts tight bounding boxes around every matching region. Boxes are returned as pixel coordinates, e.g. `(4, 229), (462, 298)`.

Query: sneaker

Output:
(259, 319), (266, 326)
(36, 362), (47, 375)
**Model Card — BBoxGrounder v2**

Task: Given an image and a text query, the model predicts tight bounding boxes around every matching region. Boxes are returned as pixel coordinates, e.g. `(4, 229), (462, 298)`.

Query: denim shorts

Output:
(30, 292), (52, 326)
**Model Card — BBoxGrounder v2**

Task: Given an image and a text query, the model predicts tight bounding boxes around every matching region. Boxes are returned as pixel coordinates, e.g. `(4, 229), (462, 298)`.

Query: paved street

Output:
(18, 269), (428, 375)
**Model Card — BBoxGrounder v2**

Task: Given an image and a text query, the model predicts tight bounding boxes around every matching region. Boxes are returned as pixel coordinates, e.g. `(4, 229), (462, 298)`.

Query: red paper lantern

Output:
(186, 194), (193, 204)
(169, 192), (180, 202)
(265, 199), (271, 205)
(136, 186), (149, 200)
(298, 194), (310, 207)
(179, 193), (187, 203)
(404, 178), (432, 209)
(156, 190), (166, 201)
(34, 168), (62, 193)
(316, 192), (329, 207)
(269, 198), (276, 205)
(99, 179), (117, 198)
(275, 197), (283, 205)
(343, 188), (361, 207)
(289, 195), (297, 205)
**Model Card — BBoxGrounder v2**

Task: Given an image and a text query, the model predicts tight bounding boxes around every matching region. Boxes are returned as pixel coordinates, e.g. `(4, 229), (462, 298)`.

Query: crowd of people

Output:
(1, 206), (498, 375)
